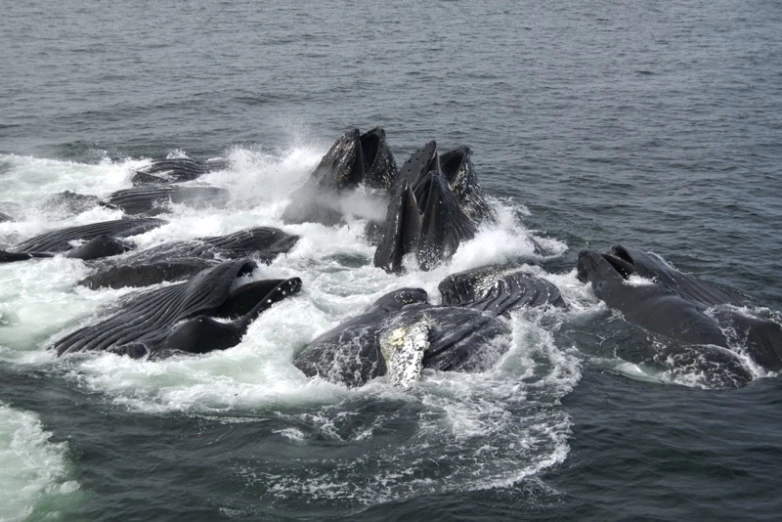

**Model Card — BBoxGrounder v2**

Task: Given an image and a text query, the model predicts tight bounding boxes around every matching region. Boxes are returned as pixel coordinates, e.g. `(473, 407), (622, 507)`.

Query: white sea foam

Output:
(624, 274), (656, 286)
(0, 402), (80, 522)
(15, 141), (767, 503)
(241, 309), (579, 504)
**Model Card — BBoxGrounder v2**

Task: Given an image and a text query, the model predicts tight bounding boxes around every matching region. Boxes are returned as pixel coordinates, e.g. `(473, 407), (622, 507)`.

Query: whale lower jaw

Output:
(379, 318), (431, 388)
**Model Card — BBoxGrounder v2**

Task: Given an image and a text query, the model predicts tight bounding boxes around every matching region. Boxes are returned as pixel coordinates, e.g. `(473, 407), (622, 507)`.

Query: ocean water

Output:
(1, 1), (781, 521)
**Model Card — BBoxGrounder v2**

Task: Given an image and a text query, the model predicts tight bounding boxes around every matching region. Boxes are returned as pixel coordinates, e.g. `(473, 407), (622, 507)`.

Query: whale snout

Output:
(285, 277), (303, 295)
(576, 250), (598, 283)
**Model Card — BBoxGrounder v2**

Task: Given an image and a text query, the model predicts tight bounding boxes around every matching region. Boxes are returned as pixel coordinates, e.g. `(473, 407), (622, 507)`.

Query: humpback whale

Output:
(281, 127), (398, 225)
(373, 172), (477, 272)
(396, 141), (495, 224)
(54, 259), (302, 357)
(0, 218), (165, 263)
(80, 227), (299, 289)
(64, 235), (134, 261)
(439, 146), (495, 223)
(0, 251), (53, 263)
(372, 141), (498, 273)
(106, 185), (231, 216)
(577, 245), (782, 373)
(130, 157), (229, 186)
(294, 266), (564, 388)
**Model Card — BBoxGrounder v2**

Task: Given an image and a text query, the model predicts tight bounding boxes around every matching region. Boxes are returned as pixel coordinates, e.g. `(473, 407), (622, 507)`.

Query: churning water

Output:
(1, 1), (781, 521)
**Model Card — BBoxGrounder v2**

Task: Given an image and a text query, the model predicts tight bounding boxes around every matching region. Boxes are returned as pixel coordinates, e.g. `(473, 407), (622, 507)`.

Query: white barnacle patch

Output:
(379, 318), (431, 388)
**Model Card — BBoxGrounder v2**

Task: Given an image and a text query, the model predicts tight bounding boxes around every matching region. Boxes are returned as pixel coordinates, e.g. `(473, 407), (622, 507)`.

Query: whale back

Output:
(131, 158), (228, 185)
(64, 235), (133, 261)
(439, 266), (565, 314)
(79, 259), (213, 290)
(612, 246), (744, 307)
(10, 218), (165, 253)
(81, 227), (299, 289)
(203, 227), (300, 261)
(107, 185), (230, 215)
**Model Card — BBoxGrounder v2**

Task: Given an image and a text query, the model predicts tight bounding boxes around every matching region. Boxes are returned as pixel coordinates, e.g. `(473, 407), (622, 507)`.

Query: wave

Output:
(0, 402), (80, 521)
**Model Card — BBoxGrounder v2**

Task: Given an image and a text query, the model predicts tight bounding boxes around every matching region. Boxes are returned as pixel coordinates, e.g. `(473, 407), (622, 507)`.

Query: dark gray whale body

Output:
(395, 141), (495, 224)
(10, 218), (164, 254)
(577, 245), (782, 373)
(0, 218), (165, 263)
(54, 259), (302, 357)
(372, 141), (497, 273)
(281, 127), (398, 225)
(106, 185), (231, 216)
(64, 235), (134, 261)
(130, 157), (229, 186)
(279, 130), (498, 274)
(81, 227), (300, 289)
(294, 266), (564, 388)
(373, 171), (477, 272)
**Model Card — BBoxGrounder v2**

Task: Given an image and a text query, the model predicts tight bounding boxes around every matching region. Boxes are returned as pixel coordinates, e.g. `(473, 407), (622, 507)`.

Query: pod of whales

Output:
(53, 259), (302, 357)
(1, 218), (165, 263)
(294, 266), (564, 388)
(81, 227), (300, 289)
(6, 127), (777, 393)
(577, 245), (782, 372)
(280, 128), (499, 273)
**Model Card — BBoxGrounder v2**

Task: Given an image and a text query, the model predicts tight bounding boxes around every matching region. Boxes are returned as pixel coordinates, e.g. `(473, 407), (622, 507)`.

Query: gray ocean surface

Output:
(1, 1), (781, 520)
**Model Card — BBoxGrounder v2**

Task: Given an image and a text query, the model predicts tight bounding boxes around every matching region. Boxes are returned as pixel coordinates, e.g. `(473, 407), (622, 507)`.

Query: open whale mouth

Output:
(439, 146), (471, 187)
(576, 246), (637, 283)
(602, 245), (637, 280)
(359, 128), (382, 173)
(216, 275), (303, 320)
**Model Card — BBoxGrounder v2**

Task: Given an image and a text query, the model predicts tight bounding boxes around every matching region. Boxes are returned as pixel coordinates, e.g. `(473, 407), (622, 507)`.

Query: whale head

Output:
(359, 127), (398, 191)
(577, 245), (639, 284)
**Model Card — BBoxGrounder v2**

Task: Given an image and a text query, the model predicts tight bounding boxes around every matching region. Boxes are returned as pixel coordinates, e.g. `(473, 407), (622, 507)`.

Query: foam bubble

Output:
(624, 274), (656, 286)
(0, 402), (81, 521)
